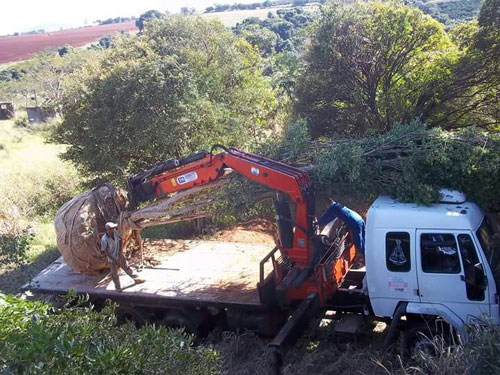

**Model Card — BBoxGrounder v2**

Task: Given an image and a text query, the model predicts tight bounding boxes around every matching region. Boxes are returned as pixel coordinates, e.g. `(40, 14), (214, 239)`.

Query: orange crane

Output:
(127, 145), (356, 308)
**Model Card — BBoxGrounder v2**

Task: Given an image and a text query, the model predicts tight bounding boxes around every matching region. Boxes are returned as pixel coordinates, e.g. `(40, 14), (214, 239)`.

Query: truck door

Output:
(367, 229), (420, 317)
(416, 230), (490, 323)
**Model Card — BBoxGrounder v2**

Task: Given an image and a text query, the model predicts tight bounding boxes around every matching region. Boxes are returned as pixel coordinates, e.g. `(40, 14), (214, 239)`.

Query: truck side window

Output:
(421, 234), (461, 274)
(458, 234), (485, 301)
(386, 232), (411, 272)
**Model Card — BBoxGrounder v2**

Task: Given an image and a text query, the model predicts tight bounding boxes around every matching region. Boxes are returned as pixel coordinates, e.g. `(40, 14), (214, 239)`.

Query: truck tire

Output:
(400, 319), (452, 358)
(162, 312), (200, 336)
(116, 305), (146, 327)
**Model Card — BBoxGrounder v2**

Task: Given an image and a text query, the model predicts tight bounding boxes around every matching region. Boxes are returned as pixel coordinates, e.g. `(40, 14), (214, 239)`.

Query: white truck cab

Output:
(365, 190), (500, 339)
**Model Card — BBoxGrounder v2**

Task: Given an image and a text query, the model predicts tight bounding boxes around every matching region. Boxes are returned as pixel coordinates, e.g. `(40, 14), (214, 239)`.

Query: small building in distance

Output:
(0, 101), (15, 119)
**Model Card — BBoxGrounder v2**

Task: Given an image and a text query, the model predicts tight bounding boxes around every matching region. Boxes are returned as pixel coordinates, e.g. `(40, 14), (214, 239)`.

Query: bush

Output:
(0, 294), (219, 374)
(55, 16), (276, 186)
(14, 114), (29, 127)
(465, 324), (500, 373)
(0, 226), (33, 266)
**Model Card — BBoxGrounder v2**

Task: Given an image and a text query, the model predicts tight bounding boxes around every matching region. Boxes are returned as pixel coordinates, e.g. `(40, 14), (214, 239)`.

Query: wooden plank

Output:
(26, 240), (273, 307)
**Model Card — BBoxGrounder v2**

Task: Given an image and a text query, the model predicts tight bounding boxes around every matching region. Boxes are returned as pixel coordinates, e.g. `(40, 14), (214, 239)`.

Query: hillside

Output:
(0, 21), (137, 64)
(410, 0), (482, 26)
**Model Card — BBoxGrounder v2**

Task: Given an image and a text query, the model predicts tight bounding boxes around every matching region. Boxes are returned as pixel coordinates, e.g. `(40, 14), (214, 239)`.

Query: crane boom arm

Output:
(128, 146), (314, 257)
(128, 145), (357, 307)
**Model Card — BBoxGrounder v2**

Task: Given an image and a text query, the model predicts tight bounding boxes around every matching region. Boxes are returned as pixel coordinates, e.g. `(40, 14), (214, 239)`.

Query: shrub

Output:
(0, 203), (34, 266)
(0, 228), (33, 266)
(0, 294), (219, 374)
(55, 16), (276, 186)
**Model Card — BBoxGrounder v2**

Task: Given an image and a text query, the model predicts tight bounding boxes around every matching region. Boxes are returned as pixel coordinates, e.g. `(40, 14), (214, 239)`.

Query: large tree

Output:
(295, 1), (500, 138)
(295, 1), (451, 137)
(54, 16), (276, 185)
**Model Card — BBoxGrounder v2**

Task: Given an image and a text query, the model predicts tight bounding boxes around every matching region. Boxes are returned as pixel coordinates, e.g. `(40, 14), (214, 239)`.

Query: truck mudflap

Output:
(268, 293), (320, 374)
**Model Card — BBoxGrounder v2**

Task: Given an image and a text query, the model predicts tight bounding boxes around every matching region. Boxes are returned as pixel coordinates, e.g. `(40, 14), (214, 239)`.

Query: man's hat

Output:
(105, 222), (118, 230)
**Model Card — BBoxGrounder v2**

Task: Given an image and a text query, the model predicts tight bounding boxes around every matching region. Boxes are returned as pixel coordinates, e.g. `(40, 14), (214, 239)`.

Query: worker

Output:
(101, 222), (144, 292)
(317, 202), (366, 255)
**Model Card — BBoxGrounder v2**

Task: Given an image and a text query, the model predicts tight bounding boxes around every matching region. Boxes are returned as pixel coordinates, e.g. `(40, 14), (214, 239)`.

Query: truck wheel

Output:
(162, 312), (200, 336)
(116, 305), (146, 327)
(400, 320), (451, 358)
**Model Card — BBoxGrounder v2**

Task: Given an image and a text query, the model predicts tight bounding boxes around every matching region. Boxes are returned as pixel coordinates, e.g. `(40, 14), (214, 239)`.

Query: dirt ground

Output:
(210, 219), (276, 244)
(0, 247), (59, 294)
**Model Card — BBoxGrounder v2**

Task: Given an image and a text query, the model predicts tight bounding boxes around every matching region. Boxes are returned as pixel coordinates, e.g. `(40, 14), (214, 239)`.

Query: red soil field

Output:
(0, 21), (138, 64)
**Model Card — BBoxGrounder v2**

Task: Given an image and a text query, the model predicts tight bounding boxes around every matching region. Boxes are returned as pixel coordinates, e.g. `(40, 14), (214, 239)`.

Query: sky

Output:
(0, 0), (258, 35)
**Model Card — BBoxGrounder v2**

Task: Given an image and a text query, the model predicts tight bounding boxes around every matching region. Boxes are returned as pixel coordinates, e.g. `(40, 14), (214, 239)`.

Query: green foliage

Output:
(58, 45), (73, 57)
(233, 8), (313, 125)
(0, 49), (104, 111)
(400, 324), (500, 374)
(296, 1), (450, 137)
(234, 7), (313, 56)
(279, 118), (310, 159)
(465, 324), (500, 373)
(0, 295), (219, 374)
(296, 1), (500, 138)
(234, 21), (278, 56)
(0, 230), (33, 266)
(476, 0), (500, 54)
(478, 0), (500, 28)
(135, 9), (165, 31)
(54, 16), (276, 186)
(204, 1), (318, 13)
(0, 120), (80, 266)
(309, 119), (500, 209)
(411, 0), (482, 27)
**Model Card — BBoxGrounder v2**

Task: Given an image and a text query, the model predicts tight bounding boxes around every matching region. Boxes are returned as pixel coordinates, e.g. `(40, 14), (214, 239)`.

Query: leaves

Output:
(295, 1), (500, 138)
(54, 16), (276, 187)
(0, 295), (219, 374)
(295, 1), (451, 137)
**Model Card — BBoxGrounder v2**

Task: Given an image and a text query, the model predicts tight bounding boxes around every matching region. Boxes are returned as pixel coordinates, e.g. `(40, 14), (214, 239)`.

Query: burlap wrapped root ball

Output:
(54, 184), (128, 273)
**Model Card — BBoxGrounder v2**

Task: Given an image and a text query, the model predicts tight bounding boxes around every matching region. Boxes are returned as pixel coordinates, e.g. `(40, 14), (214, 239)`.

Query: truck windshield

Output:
(476, 217), (500, 291)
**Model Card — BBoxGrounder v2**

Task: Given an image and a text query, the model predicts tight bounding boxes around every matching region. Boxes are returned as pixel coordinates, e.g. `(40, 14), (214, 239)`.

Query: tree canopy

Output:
(295, 2), (450, 137)
(135, 10), (165, 31)
(295, 1), (500, 138)
(54, 16), (276, 185)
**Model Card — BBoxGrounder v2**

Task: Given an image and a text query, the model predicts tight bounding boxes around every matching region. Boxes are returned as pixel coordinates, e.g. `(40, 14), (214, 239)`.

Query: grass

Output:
(0, 119), (68, 178)
(0, 118), (78, 293)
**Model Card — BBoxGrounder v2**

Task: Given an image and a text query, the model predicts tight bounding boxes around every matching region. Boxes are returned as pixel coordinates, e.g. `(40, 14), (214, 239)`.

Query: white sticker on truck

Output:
(388, 277), (408, 292)
(177, 171), (198, 185)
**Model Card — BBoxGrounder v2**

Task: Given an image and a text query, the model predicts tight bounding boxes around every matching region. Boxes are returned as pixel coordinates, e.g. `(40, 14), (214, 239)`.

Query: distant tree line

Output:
(234, 7), (313, 55)
(410, 0), (482, 27)
(204, 0), (323, 13)
(96, 16), (136, 25)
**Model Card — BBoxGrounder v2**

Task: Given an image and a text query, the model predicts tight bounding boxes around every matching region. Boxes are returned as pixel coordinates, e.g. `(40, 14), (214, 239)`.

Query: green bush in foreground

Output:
(0, 294), (219, 374)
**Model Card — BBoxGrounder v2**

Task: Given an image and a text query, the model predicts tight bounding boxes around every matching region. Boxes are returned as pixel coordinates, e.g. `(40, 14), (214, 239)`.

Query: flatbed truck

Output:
(24, 146), (500, 370)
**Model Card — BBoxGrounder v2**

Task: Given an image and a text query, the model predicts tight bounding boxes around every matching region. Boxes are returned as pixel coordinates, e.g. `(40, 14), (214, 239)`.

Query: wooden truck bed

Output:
(25, 240), (273, 310)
